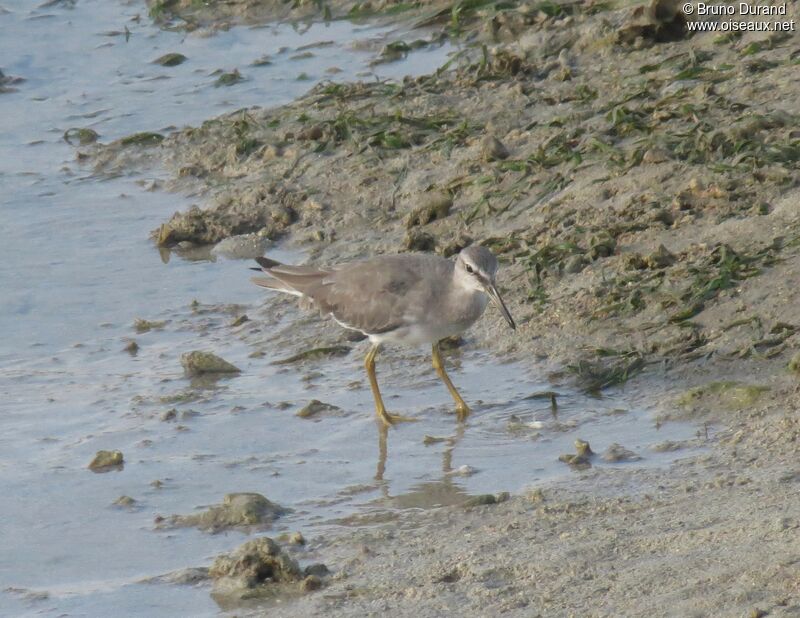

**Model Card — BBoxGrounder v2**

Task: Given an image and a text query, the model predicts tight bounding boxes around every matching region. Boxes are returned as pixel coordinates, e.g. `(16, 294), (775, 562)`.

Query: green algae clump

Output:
(788, 352), (800, 375)
(678, 381), (768, 410)
(119, 132), (164, 146)
(153, 52), (187, 66)
(89, 449), (124, 471)
(180, 351), (240, 376)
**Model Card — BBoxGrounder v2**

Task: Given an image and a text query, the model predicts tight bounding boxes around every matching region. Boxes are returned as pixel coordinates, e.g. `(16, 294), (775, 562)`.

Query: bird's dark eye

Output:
(465, 265), (474, 274)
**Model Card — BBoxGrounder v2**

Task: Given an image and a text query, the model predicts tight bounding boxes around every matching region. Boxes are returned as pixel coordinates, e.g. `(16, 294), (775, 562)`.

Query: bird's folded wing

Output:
(311, 258), (432, 335)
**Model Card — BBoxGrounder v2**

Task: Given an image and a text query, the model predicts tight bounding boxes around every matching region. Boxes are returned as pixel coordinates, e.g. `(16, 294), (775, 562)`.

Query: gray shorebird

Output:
(251, 246), (515, 426)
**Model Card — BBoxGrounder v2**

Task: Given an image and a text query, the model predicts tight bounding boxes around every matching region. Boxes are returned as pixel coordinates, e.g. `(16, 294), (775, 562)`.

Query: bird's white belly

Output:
(331, 316), (433, 346)
(368, 311), (483, 346)
(368, 323), (449, 346)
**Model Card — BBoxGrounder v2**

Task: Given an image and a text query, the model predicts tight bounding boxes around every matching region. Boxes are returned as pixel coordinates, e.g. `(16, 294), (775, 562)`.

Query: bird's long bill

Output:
(485, 282), (516, 330)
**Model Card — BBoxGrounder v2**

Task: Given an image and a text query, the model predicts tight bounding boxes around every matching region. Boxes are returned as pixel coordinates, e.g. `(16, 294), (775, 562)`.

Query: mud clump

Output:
(211, 233), (270, 260)
(297, 124), (324, 141)
(158, 492), (287, 533)
(272, 346), (350, 365)
(277, 531), (306, 546)
(156, 200), (296, 247)
(301, 574), (323, 591)
(602, 443), (642, 463)
(462, 492), (510, 508)
(181, 351), (240, 376)
(153, 52), (187, 67)
(304, 563), (330, 578)
(229, 314), (249, 327)
(617, 0), (689, 45)
(141, 567), (210, 586)
(559, 439), (594, 469)
(296, 399), (342, 419)
(481, 135), (510, 161)
(0, 68), (24, 94)
(568, 353), (645, 393)
(134, 318), (166, 333)
(404, 229), (436, 252)
(113, 495), (137, 508)
(564, 255), (586, 274)
(209, 537), (325, 602)
(650, 440), (681, 452)
(646, 245), (677, 269)
(588, 233), (616, 260)
(405, 191), (453, 229)
(118, 132), (164, 147)
(89, 450), (124, 472)
(214, 70), (244, 88)
(627, 245), (677, 270)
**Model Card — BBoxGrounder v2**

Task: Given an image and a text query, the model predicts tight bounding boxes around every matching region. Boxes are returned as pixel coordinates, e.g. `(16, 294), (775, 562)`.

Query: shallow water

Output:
(0, 2), (702, 616)
(0, 0), (453, 359)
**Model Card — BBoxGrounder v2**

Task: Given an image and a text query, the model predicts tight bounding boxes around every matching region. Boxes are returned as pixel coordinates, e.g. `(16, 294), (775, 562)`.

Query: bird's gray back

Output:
(306, 253), (453, 336)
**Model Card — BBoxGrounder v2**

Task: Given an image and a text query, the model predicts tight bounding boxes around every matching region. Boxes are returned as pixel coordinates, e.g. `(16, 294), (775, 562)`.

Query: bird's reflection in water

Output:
(374, 421), (472, 508)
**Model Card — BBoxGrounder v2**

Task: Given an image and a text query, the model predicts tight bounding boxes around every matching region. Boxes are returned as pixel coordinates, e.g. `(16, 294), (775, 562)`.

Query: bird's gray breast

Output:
(420, 288), (488, 340)
(453, 290), (489, 329)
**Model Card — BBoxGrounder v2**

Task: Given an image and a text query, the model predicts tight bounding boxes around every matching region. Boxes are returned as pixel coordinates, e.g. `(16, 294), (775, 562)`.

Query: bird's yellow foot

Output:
(379, 409), (418, 426)
(455, 402), (470, 421)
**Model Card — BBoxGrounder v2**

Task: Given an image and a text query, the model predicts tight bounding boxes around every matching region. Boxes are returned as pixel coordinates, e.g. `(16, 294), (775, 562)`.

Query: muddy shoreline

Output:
(89, 1), (800, 615)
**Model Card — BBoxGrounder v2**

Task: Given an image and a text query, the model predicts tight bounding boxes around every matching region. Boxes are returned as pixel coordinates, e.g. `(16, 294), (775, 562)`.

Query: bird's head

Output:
(455, 245), (516, 330)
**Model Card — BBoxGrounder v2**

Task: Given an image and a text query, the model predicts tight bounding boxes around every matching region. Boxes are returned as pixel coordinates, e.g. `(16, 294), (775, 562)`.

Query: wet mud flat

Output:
(7, 0), (800, 615)
(98, 0), (800, 376)
(0, 291), (705, 617)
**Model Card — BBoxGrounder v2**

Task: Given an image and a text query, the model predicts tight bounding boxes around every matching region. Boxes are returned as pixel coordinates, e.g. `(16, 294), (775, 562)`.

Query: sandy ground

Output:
(91, 0), (800, 615)
(282, 396), (800, 617)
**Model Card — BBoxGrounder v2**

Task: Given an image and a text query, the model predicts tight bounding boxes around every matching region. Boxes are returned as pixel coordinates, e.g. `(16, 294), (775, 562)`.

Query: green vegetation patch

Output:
(119, 132), (165, 146)
(678, 381), (769, 409)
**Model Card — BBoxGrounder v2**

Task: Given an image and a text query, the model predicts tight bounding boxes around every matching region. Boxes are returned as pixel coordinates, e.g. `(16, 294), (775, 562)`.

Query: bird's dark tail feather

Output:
(249, 256), (284, 272)
(255, 256), (283, 270)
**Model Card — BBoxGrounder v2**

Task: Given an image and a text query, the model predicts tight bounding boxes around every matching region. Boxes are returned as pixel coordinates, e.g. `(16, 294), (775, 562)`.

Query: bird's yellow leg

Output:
(432, 342), (470, 420)
(365, 344), (416, 426)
